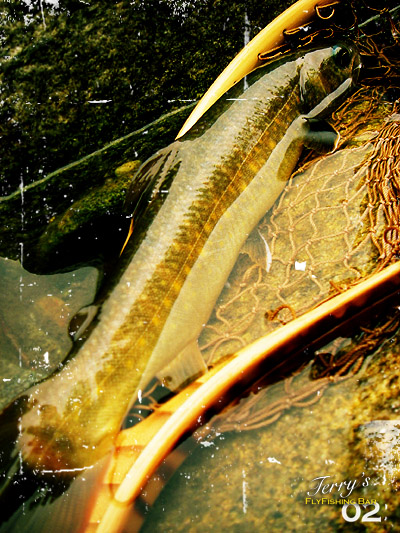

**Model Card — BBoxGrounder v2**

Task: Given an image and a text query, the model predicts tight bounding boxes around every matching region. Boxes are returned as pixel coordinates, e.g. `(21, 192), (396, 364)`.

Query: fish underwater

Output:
(12, 42), (361, 474)
(82, 100), (400, 532)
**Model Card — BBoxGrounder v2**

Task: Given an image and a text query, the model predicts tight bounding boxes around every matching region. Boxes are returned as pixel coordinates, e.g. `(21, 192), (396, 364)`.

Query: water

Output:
(1, 2), (399, 532)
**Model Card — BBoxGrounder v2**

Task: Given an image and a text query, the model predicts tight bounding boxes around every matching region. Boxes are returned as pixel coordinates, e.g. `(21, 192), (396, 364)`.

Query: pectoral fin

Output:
(121, 143), (181, 252)
(304, 118), (340, 154)
(156, 341), (207, 391)
(241, 228), (272, 272)
(68, 304), (99, 341)
(123, 143), (181, 219)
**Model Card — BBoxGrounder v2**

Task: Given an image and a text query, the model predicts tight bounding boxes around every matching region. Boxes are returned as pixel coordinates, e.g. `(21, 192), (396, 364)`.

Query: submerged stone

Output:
(142, 318), (400, 531)
(0, 258), (98, 409)
(0, 105), (194, 273)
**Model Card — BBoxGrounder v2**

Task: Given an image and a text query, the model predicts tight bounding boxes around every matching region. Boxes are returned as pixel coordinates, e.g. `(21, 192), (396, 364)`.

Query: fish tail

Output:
(0, 396), (55, 527)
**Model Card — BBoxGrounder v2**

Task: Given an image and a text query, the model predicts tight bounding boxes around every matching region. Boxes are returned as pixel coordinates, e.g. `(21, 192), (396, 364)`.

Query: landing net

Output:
(203, 2), (400, 432)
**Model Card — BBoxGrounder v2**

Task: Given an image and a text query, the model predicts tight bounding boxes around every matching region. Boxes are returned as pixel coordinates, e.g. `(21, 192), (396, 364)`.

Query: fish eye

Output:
(332, 45), (352, 68)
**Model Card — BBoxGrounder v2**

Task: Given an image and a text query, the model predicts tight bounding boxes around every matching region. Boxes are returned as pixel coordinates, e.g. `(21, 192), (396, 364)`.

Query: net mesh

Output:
(134, 2), (400, 430)
(199, 2), (400, 432)
(199, 96), (400, 362)
(212, 105), (400, 431)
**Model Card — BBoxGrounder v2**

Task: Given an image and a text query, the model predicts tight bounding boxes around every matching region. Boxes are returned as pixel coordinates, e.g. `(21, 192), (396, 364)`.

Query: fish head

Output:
(298, 42), (362, 119)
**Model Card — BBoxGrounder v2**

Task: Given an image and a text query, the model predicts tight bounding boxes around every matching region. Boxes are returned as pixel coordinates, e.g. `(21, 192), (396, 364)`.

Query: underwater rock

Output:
(0, 104), (194, 273)
(33, 162), (141, 273)
(141, 318), (400, 532)
(0, 257), (98, 409)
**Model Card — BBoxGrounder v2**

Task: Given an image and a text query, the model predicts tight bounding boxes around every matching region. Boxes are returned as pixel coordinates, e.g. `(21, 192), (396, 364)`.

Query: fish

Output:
(16, 42), (361, 473)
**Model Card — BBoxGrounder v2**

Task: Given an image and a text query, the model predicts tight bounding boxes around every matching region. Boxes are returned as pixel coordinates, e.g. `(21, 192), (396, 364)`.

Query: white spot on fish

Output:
(295, 261), (307, 271)
(43, 352), (50, 365)
(2, 378), (11, 382)
(138, 389), (143, 404)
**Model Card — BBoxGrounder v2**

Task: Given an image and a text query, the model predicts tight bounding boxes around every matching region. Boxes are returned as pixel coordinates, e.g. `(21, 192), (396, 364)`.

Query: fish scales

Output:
(94, 79), (302, 383)
(18, 44), (360, 471)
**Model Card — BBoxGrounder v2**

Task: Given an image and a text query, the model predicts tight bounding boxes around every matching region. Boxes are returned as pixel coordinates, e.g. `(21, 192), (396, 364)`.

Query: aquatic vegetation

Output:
(0, 1), (293, 195)
(0, 105), (193, 273)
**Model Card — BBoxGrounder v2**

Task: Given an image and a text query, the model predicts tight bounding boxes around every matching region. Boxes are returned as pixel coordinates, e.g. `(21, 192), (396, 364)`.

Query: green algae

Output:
(0, 105), (194, 272)
(34, 162), (141, 269)
(1, 1), (294, 196)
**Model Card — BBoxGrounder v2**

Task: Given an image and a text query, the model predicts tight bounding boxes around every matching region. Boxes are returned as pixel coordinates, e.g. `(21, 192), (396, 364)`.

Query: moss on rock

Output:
(0, 104), (194, 272)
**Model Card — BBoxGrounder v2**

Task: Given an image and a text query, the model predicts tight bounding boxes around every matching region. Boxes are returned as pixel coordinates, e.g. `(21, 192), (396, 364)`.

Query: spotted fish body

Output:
(19, 43), (360, 471)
